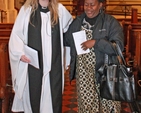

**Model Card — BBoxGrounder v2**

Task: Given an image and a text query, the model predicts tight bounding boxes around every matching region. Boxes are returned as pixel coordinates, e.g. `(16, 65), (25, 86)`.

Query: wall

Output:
(106, 0), (141, 19)
(0, 0), (17, 23)
(59, 0), (73, 13)
(1, 0), (141, 23)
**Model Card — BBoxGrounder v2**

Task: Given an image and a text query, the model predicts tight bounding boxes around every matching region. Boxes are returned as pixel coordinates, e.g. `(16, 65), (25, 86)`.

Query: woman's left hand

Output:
(81, 40), (95, 50)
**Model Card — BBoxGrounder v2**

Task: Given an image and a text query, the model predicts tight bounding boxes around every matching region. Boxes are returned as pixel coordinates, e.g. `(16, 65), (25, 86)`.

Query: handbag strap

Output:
(104, 42), (126, 65)
(112, 42), (126, 65)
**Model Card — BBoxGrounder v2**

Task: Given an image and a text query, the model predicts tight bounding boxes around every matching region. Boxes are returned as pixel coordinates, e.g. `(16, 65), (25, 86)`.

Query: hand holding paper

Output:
(72, 30), (90, 55)
(24, 45), (39, 69)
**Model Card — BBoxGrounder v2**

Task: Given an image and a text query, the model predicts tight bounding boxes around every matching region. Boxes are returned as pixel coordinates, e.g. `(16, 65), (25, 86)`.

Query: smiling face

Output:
(84, 0), (102, 18)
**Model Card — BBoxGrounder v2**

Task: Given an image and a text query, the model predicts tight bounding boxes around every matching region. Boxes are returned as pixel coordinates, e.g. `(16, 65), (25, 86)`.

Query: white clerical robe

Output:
(9, 3), (72, 113)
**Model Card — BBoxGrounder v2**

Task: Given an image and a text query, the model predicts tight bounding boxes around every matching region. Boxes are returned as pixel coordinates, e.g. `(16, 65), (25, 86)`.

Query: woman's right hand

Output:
(20, 55), (31, 63)
(81, 39), (95, 50)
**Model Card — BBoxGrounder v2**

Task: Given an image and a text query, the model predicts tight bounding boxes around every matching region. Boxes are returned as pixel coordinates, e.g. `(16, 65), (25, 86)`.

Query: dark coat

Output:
(64, 12), (124, 82)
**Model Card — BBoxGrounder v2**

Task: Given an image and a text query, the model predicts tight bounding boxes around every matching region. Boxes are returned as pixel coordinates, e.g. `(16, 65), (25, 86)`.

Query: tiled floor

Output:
(62, 71), (133, 113)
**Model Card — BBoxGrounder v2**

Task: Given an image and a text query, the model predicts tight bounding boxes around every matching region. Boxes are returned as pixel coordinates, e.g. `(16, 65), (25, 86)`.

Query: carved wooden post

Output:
(131, 8), (138, 23)
(134, 30), (141, 69)
(134, 30), (141, 96)
(126, 24), (132, 59)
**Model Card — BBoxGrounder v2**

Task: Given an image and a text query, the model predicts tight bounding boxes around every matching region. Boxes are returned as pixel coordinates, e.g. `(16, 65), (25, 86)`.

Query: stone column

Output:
(6, 0), (17, 23)
(0, 0), (6, 23)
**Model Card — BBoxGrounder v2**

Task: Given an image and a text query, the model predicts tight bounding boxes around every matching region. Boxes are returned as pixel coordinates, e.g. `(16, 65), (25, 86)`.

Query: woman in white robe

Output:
(8, 0), (72, 113)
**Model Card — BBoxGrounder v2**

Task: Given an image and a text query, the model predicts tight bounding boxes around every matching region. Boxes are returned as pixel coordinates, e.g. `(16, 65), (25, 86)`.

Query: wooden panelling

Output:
(0, 23), (13, 37)
(0, 36), (12, 113)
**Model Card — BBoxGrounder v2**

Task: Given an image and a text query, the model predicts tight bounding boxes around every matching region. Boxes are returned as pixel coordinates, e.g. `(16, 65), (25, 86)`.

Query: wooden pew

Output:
(128, 24), (141, 59)
(0, 23), (13, 29)
(0, 23), (13, 37)
(125, 27), (141, 98)
(0, 36), (13, 113)
(0, 29), (11, 37)
(132, 30), (141, 97)
(122, 21), (130, 48)
(134, 30), (141, 69)
(0, 23), (14, 113)
(122, 8), (139, 60)
(121, 25), (141, 99)
(122, 8), (141, 98)
(122, 23), (141, 69)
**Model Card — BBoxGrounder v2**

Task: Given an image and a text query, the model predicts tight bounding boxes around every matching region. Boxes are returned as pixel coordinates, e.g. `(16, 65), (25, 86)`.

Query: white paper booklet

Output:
(72, 30), (90, 55)
(24, 45), (39, 69)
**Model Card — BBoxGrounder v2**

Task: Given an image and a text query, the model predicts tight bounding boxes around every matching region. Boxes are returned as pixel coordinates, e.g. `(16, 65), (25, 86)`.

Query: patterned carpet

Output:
(62, 75), (78, 113)
(62, 71), (132, 113)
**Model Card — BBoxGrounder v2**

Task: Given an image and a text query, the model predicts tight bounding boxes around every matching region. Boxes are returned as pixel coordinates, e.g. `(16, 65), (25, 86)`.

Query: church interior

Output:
(1, 0), (141, 112)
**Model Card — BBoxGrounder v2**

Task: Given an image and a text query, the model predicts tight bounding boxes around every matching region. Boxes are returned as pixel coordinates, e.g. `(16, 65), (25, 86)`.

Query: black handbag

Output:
(98, 42), (136, 102)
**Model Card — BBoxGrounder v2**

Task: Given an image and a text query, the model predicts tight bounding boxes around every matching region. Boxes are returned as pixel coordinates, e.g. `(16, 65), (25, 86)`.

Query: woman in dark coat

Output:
(64, 0), (124, 112)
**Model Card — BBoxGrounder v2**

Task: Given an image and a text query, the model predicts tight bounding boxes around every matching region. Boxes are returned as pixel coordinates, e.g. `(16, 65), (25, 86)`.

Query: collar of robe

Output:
(39, 3), (49, 13)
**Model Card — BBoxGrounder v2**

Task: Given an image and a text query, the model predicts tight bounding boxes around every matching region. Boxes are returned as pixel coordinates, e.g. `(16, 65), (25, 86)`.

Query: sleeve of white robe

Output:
(58, 4), (73, 72)
(58, 3), (73, 33)
(9, 6), (30, 99)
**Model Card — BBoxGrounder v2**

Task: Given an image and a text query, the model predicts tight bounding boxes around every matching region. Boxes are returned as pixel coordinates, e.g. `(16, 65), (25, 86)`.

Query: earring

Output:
(99, 9), (102, 13)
